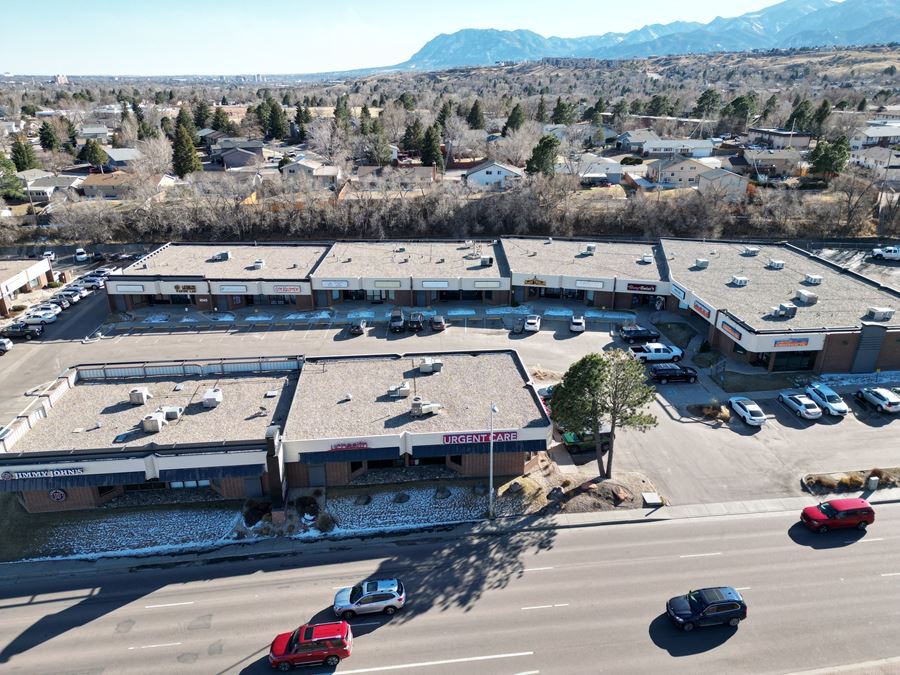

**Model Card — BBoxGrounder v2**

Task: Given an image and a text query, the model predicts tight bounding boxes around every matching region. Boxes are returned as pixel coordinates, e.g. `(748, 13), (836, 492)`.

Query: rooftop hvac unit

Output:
(410, 396), (443, 417)
(768, 259), (785, 270)
(695, 258), (709, 269)
(253, 258), (265, 270)
(480, 255), (494, 267)
(129, 387), (152, 405)
(419, 357), (444, 373)
(780, 302), (798, 318)
(203, 387), (223, 408)
(585, 243), (597, 255)
(388, 381), (411, 398)
(770, 306), (783, 317)
(804, 273), (823, 285)
(395, 246), (406, 253)
(641, 254), (654, 264)
(160, 405), (185, 421)
(796, 289), (818, 305)
(731, 275), (749, 287)
(546, 237), (553, 244)
(142, 412), (167, 433)
(867, 307), (895, 321)
(217, 250), (232, 261)
(436, 258), (444, 263)
(742, 246), (760, 256)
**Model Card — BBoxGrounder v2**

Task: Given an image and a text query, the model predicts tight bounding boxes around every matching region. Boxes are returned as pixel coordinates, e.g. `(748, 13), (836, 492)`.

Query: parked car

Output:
(630, 343), (683, 362)
(618, 325), (661, 344)
(59, 289), (82, 303)
(79, 276), (105, 290)
(778, 392), (822, 419)
(649, 363), (698, 384)
(407, 312), (425, 331)
(389, 308), (406, 333)
(74, 247), (88, 262)
(512, 316), (525, 334)
(33, 303), (62, 316)
(855, 387), (900, 414)
(570, 315), (586, 333)
(22, 310), (57, 325)
(728, 397), (767, 426)
(93, 266), (119, 277)
(42, 250), (56, 262)
(801, 498), (874, 533)
(67, 285), (91, 298)
(268, 621), (352, 670)
(804, 383), (849, 416)
(524, 314), (541, 332)
(48, 296), (71, 310)
(348, 319), (367, 335)
(871, 245), (900, 261)
(0, 322), (43, 340)
(666, 587), (747, 632)
(430, 315), (447, 331)
(0, 338), (12, 355)
(333, 578), (406, 620)
(563, 423), (611, 454)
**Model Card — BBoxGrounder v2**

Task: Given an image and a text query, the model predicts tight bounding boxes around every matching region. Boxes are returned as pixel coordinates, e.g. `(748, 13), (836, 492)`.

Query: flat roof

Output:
(501, 238), (664, 281)
(0, 258), (48, 283)
(284, 351), (546, 440)
(662, 239), (900, 331)
(13, 373), (297, 453)
(124, 243), (329, 280)
(311, 241), (505, 280)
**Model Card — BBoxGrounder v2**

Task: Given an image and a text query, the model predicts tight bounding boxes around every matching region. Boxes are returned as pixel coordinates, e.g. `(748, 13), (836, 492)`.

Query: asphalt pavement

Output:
(2, 505), (900, 674)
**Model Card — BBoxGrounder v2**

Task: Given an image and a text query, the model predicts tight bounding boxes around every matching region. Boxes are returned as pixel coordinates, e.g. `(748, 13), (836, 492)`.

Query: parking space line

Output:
(336, 651), (534, 673)
(846, 537), (884, 543)
(880, 572), (900, 577)
(144, 601), (194, 608)
(679, 552), (722, 558)
(734, 587), (752, 591)
(128, 642), (182, 650)
(523, 567), (554, 572)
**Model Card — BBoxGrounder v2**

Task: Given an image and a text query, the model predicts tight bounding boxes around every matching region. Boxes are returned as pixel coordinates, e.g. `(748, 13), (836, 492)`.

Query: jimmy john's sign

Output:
(2, 467), (84, 480)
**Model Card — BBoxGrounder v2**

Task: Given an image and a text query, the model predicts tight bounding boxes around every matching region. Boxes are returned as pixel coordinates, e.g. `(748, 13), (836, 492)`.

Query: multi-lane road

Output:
(2, 506), (900, 674)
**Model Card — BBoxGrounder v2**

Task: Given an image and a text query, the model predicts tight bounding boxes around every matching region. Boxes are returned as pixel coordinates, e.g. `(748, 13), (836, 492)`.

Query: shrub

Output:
(621, 156), (643, 165)
(46, 281), (62, 288)
(812, 475), (838, 490)
(838, 474), (865, 490)
(11, 304), (27, 312)
(315, 512), (335, 532)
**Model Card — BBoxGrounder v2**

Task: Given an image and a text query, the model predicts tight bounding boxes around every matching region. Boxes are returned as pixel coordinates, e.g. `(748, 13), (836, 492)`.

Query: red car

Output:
(268, 621), (352, 670)
(801, 498), (874, 533)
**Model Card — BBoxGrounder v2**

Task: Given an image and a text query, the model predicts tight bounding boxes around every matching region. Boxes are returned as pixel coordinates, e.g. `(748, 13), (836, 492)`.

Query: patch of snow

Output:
(485, 306), (532, 316)
(246, 314), (274, 322)
(179, 316), (199, 323)
(585, 310), (636, 321)
(818, 371), (900, 387)
(445, 308), (477, 317)
(285, 311), (332, 321)
(543, 307), (574, 317)
(346, 310), (375, 319)
(204, 312), (235, 322)
(142, 313), (170, 324)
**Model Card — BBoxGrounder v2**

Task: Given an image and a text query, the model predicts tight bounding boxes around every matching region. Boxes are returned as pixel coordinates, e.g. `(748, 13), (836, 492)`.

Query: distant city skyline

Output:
(5, 0), (789, 76)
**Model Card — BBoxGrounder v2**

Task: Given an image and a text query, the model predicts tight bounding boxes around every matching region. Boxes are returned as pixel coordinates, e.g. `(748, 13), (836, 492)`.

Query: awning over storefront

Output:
(159, 464), (265, 482)
(297, 447), (401, 464)
(0, 471), (148, 492)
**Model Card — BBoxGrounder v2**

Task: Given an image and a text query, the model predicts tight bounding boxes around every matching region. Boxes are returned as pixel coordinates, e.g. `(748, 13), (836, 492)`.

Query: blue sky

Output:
(5, 0), (784, 76)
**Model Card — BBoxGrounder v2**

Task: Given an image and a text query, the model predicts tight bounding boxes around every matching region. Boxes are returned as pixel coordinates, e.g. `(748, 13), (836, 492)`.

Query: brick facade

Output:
(19, 486), (101, 512)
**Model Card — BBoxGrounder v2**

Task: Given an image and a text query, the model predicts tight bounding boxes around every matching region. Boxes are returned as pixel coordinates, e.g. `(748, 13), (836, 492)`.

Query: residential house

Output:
(729, 149), (803, 179)
(616, 128), (660, 153)
(103, 147), (144, 172)
(24, 175), (84, 202)
(15, 168), (53, 187)
(557, 153), (625, 185)
(697, 168), (749, 202)
(81, 172), (133, 200)
(850, 146), (900, 181)
(202, 130), (228, 153)
(354, 165), (437, 191)
(849, 122), (900, 150)
(745, 127), (812, 150)
(221, 147), (261, 169)
(642, 139), (714, 158)
(283, 158), (343, 186)
(871, 106), (900, 121)
(646, 157), (721, 188)
(0, 120), (22, 137)
(464, 160), (524, 189)
(210, 138), (264, 163)
(79, 124), (110, 144)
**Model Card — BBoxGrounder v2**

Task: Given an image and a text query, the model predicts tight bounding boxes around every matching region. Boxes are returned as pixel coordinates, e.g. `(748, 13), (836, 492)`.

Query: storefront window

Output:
(350, 461), (364, 473)
(448, 455), (463, 467)
(772, 351), (817, 372)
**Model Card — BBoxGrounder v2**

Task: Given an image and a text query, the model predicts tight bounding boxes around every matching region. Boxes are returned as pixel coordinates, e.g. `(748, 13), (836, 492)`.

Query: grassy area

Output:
(717, 370), (810, 393)
(693, 349), (723, 368)
(655, 321), (698, 349)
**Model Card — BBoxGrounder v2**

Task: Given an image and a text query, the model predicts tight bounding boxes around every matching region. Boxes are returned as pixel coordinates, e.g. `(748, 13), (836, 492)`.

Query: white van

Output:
(74, 248), (88, 262)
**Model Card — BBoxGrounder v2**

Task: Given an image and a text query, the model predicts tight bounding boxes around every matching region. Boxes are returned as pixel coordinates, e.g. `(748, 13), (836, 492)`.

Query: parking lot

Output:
(1, 314), (897, 506)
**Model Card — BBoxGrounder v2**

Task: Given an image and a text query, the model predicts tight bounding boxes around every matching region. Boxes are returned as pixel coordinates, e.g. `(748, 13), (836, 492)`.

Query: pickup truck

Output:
(871, 246), (900, 261)
(629, 342), (683, 362)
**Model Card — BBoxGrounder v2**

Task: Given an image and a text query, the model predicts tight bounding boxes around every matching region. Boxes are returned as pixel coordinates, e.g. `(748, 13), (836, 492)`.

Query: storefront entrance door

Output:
(308, 464), (326, 486)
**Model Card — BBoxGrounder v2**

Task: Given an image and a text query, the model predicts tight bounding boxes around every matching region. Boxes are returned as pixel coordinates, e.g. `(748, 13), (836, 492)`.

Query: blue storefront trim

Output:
(159, 465), (264, 482)
(298, 447), (402, 464)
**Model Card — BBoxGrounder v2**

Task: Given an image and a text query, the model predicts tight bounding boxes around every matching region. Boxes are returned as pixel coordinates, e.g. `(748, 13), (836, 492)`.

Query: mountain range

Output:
(387, 0), (900, 72)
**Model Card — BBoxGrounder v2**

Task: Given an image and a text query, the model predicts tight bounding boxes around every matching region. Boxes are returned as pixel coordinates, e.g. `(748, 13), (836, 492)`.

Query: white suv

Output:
(805, 384), (848, 417)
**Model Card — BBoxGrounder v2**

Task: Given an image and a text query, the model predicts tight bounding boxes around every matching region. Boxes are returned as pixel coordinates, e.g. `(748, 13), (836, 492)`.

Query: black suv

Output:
(649, 363), (698, 384)
(407, 312), (425, 331)
(666, 587), (747, 632)
(0, 322), (43, 341)
(389, 308), (406, 333)
(619, 325), (661, 344)
(348, 319), (367, 335)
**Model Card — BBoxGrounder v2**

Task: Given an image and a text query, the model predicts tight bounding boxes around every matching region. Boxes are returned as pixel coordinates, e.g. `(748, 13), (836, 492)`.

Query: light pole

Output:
(488, 403), (498, 519)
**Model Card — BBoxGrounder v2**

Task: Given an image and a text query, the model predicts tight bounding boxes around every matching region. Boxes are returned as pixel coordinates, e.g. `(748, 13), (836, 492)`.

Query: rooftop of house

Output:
(645, 139), (714, 148)
(0, 258), (49, 283)
(501, 237), (664, 281)
(12, 373), (297, 453)
(311, 240), (505, 280)
(748, 127), (812, 137)
(619, 128), (660, 142)
(79, 125), (109, 134)
(105, 147), (144, 162)
(29, 176), (83, 189)
(699, 168), (746, 181)
(284, 351), (546, 440)
(661, 239), (900, 332)
(743, 148), (803, 162)
(82, 172), (133, 187)
(855, 125), (900, 138)
(465, 160), (525, 176)
(123, 243), (329, 280)
(15, 169), (53, 181)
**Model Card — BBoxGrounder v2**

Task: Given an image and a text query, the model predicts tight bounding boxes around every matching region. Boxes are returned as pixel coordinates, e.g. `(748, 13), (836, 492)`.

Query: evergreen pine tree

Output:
(0, 152), (25, 200)
(551, 97), (574, 125)
(436, 101), (453, 129)
(255, 100), (272, 137)
(268, 99), (289, 139)
(359, 104), (372, 135)
(175, 106), (198, 142)
(402, 119), (425, 154)
(39, 122), (60, 152)
(77, 139), (109, 168)
(172, 124), (203, 178)
(535, 96), (547, 123)
(193, 100), (211, 129)
(420, 124), (444, 171)
(502, 103), (525, 136)
(525, 134), (559, 176)
(11, 135), (40, 171)
(857, 97), (867, 112)
(211, 106), (229, 132)
(466, 100), (485, 129)
(813, 99), (831, 137)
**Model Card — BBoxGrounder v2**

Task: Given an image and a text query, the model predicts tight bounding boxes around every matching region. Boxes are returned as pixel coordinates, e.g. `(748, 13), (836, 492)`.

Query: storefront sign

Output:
(671, 284), (686, 300)
(374, 280), (402, 289)
(219, 284), (248, 293)
(473, 280), (502, 289)
(575, 279), (605, 290)
(272, 285), (303, 294)
(721, 321), (743, 342)
(114, 284), (145, 293)
(174, 284), (198, 294)
(320, 280), (349, 289)
(48, 488), (67, 502)
(626, 283), (657, 293)
(773, 337), (809, 349)
(2, 467), (84, 480)
(443, 431), (518, 444)
(421, 280), (449, 289)
(330, 441), (369, 451)
(524, 277), (547, 287)
(692, 300), (712, 319)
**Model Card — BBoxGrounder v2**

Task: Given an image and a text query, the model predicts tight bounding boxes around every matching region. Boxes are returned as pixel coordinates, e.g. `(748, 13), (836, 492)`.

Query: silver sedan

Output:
(778, 391), (822, 419)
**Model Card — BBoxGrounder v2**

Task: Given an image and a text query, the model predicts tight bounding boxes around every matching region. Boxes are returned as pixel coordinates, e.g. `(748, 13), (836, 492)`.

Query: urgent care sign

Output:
(443, 431), (519, 444)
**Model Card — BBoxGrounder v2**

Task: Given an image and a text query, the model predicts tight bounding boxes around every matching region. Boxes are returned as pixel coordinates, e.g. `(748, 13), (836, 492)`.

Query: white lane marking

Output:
(553, 603), (569, 607)
(523, 567), (554, 572)
(783, 655), (900, 674)
(734, 587), (752, 591)
(679, 552), (722, 558)
(337, 651), (534, 673)
(514, 672), (541, 675)
(144, 601), (194, 609)
(521, 603), (568, 610)
(845, 537), (884, 544)
(128, 642), (182, 650)
(331, 586), (347, 590)
(881, 572), (900, 577)
(353, 622), (382, 627)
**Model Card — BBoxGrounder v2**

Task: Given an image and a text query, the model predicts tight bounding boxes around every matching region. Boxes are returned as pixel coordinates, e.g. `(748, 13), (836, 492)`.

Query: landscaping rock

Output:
(354, 494), (372, 506)
(473, 484), (489, 496)
(506, 481), (523, 494)
(392, 492), (410, 504)
(434, 486), (451, 500)
(548, 486), (565, 502)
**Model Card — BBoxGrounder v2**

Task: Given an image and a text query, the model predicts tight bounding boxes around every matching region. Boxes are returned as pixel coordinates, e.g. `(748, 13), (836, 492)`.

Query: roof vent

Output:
(480, 255), (494, 267)
(585, 243), (597, 255)
(203, 387), (223, 408)
(742, 246), (760, 256)
(768, 259), (785, 270)
(411, 396), (443, 417)
(694, 258), (709, 269)
(867, 307), (895, 321)
(546, 237), (553, 244)
(437, 257), (444, 263)
(796, 289), (818, 305)
(129, 387), (152, 405)
(395, 246), (406, 253)
(388, 381), (411, 398)
(769, 306), (783, 317)
(419, 357), (444, 373)
(253, 258), (265, 270)
(804, 273), (823, 285)
(160, 405), (185, 420)
(731, 275), (749, 287)
(217, 250), (232, 261)
(641, 254), (654, 264)
(780, 302), (798, 318)
(142, 411), (167, 433)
